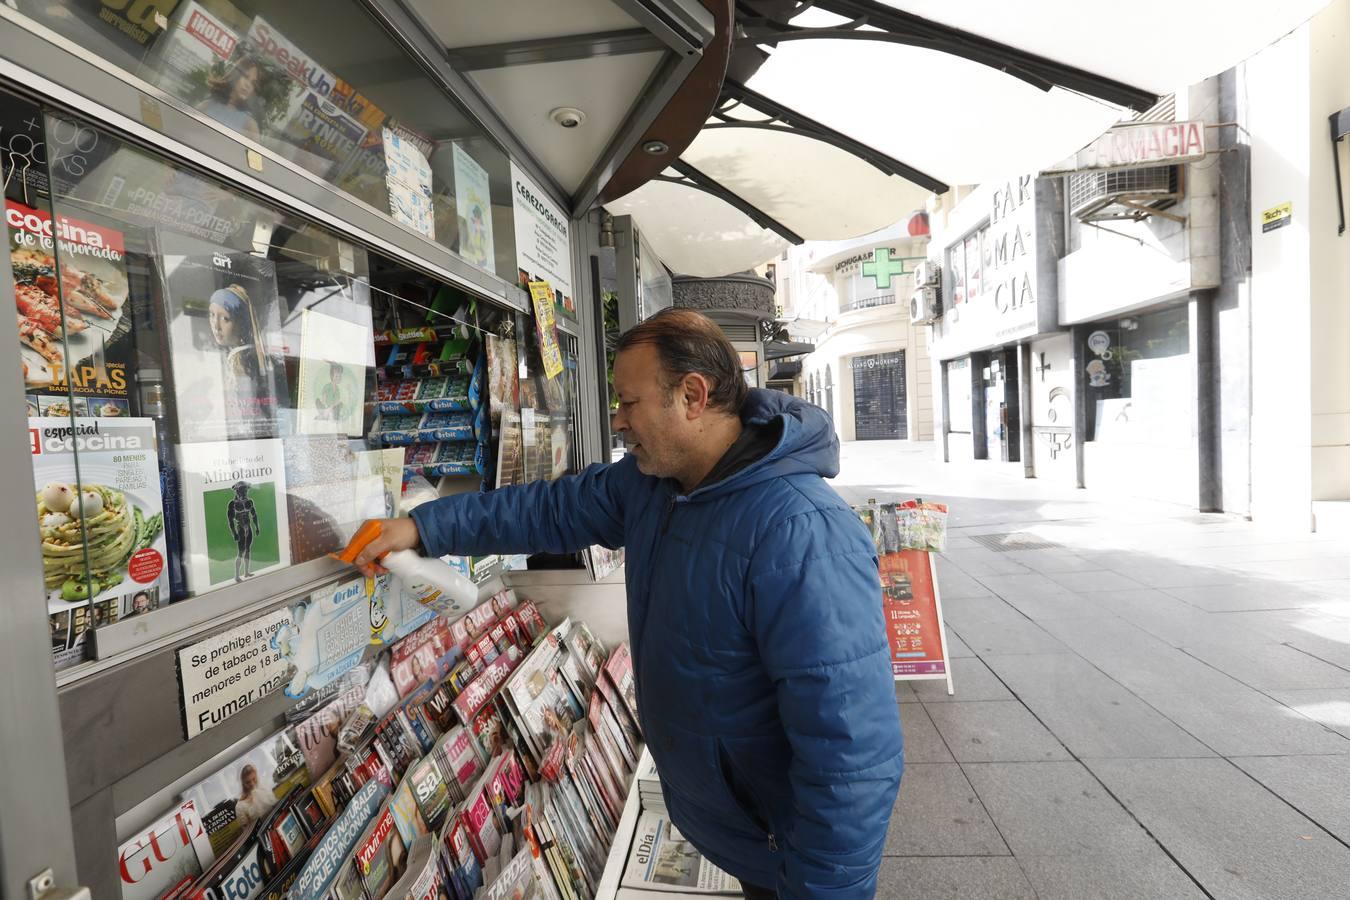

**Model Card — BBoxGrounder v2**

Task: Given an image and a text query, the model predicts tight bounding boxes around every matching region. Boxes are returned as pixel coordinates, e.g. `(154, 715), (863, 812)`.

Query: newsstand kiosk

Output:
(0, 2), (725, 897)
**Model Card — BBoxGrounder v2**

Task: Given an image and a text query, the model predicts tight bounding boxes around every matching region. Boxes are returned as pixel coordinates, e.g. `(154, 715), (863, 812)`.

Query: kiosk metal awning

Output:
(605, 0), (1329, 276)
(765, 339), (817, 361)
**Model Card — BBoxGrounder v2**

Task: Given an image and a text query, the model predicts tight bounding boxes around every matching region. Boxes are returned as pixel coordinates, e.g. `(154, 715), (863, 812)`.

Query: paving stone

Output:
(884, 763), (1010, 857)
(1076, 650), (1253, 701)
(1165, 582), (1339, 612)
(1045, 570), (1149, 593)
(1035, 613), (1178, 658)
(1096, 559), (1248, 589)
(1230, 557), (1350, 582)
(999, 549), (1103, 572)
(1035, 617), (1256, 698)
(913, 657), (1014, 703)
(1141, 689), (1350, 756)
(1180, 641), (1350, 691)
(875, 857), (1036, 899)
(936, 566), (998, 600)
(1230, 755), (1350, 844)
(1087, 758), (1350, 900)
(974, 572), (1078, 598)
(925, 701), (1070, 763)
(1017, 853), (1207, 900)
(1097, 597), (1282, 649)
(1265, 689), (1350, 740)
(985, 654), (1215, 759)
(940, 548), (1034, 577)
(946, 616), (1073, 656)
(999, 590), (1119, 621)
(942, 629), (975, 658)
(1297, 578), (1350, 601)
(939, 594), (1024, 627)
(900, 702), (954, 763)
(963, 761), (1157, 856)
(895, 679), (920, 703)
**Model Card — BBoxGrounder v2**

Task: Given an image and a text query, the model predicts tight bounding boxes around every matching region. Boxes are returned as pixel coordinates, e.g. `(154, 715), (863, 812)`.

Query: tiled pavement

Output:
(832, 442), (1350, 899)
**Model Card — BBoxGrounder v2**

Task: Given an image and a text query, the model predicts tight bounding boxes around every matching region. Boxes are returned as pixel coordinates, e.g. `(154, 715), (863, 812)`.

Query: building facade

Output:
(1244, 0), (1350, 531)
(927, 79), (1248, 512)
(773, 219), (935, 442)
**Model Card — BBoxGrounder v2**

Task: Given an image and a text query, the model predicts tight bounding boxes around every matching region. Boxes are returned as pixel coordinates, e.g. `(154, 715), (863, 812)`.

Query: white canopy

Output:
(606, 0), (1329, 277)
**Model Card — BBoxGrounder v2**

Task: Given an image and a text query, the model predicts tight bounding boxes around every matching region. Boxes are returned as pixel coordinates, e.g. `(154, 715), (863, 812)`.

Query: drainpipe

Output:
(1019, 342), (1035, 477)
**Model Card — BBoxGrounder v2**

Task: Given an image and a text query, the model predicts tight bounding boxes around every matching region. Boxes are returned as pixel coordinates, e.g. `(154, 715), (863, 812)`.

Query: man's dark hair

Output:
(614, 308), (748, 413)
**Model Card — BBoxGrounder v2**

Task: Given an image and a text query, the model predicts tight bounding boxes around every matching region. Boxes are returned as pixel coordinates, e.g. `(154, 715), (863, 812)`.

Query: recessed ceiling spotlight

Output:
(549, 107), (586, 129)
(642, 140), (669, 155)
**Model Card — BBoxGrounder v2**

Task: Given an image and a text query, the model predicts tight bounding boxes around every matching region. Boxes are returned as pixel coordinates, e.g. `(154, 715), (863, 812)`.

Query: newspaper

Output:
(620, 812), (741, 894)
(637, 747), (665, 814)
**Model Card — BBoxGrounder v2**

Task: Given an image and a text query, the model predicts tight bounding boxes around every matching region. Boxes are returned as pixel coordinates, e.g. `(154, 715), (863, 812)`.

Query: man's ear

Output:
(681, 372), (712, 419)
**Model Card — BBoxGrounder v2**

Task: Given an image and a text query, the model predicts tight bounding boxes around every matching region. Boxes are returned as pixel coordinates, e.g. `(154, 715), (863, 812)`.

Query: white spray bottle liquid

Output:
(380, 549), (480, 618)
(332, 520), (479, 619)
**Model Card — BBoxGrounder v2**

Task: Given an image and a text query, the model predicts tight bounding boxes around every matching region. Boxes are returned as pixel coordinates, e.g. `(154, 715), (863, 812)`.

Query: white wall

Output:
(1242, 7), (1339, 528)
(1026, 334), (1076, 482)
(1307, 0), (1350, 503)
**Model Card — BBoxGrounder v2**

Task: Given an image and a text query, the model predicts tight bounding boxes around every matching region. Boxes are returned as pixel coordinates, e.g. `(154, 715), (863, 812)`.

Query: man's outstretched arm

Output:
(354, 456), (637, 570)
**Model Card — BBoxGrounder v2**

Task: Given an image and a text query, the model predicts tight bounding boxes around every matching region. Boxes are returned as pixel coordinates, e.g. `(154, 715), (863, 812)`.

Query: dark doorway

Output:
(852, 351), (908, 440)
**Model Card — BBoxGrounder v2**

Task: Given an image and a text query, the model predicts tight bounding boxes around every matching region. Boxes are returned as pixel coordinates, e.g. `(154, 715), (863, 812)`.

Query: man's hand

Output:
(352, 517), (421, 576)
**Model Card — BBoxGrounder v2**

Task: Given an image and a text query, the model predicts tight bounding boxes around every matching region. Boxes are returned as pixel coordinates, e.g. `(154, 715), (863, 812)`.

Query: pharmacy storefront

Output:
(929, 174), (1072, 477)
(805, 228), (934, 443)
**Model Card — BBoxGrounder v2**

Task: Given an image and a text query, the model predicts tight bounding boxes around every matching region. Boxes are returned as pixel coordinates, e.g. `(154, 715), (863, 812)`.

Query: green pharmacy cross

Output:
(862, 248), (907, 289)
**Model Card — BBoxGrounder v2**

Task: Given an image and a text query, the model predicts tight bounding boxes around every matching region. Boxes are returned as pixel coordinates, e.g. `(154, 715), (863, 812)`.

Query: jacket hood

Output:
(692, 388), (839, 499)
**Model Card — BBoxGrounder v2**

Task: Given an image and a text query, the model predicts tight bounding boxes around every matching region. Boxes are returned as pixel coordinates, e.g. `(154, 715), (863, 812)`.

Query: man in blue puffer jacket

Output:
(356, 309), (903, 898)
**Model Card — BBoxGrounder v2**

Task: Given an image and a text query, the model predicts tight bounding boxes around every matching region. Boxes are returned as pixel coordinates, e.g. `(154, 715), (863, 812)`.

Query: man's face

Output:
(612, 343), (689, 479)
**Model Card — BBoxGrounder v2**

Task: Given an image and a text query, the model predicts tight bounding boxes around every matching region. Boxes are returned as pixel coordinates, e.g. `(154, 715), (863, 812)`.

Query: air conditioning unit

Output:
(1068, 165), (1184, 223)
(910, 286), (940, 325)
(912, 260), (941, 288)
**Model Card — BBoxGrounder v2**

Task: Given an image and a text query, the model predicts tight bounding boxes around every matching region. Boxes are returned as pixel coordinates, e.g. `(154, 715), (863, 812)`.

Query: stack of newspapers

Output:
(617, 810), (742, 898)
(637, 748), (665, 814)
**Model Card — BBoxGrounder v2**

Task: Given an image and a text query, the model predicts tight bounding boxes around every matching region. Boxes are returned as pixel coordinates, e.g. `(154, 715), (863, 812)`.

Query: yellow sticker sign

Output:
(529, 280), (565, 380)
(1261, 202), (1292, 233)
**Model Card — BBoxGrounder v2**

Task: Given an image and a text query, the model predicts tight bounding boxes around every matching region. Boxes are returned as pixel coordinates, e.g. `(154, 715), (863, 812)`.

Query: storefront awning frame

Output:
(739, 0), (1158, 111)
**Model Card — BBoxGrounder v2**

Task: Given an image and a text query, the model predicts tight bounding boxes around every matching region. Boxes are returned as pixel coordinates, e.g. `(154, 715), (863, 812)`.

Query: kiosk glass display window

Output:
(5, 90), (394, 669)
(14, 0), (518, 278)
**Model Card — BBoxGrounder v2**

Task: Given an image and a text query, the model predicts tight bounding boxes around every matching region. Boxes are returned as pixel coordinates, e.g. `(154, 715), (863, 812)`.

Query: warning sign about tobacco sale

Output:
(879, 549), (947, 678)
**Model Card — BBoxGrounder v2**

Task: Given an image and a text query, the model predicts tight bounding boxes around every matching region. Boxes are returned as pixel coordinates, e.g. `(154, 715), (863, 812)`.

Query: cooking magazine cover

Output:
(9, 199), (136, 413)
(30, 417), (168, 669)
(177, 438), (291, 592)
(160, 232), (288, 443)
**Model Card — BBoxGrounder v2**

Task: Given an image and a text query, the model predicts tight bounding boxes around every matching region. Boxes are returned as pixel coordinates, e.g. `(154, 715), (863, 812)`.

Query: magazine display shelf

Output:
(596, 763), (645, 900)
(61, 567), (633, 900)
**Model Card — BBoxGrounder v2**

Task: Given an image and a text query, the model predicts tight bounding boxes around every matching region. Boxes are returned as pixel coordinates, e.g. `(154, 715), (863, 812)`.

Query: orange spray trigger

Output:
(330, 519), (384, 565)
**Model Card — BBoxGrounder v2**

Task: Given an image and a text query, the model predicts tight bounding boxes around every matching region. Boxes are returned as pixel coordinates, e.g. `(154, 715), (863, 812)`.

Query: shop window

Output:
(1084, 305), (1190, 442)
(15, 0), (518, 280)
(5, 95), (384, 668)
(851, 352), (907, 440)
(944, 223), (990, 312)
(5, 89), (561, 671)
(946, 358), (973, 433)
(823, 363), (834, 419)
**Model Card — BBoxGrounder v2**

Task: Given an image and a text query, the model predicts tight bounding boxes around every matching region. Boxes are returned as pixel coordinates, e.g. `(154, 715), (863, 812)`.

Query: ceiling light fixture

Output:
(549, 107), (586, 129)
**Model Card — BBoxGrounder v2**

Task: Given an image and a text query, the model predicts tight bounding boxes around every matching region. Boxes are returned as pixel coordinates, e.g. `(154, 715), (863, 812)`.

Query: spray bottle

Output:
(332, 520), (479, 618)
